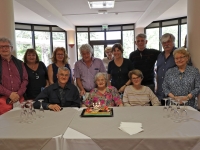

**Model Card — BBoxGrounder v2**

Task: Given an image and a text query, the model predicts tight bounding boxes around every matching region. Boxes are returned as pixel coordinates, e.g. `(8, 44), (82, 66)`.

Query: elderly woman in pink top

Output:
(84, 72), (123, 107)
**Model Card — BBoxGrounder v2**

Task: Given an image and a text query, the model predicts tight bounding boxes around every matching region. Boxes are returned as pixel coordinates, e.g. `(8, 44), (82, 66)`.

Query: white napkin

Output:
(119, 122), (143, 135)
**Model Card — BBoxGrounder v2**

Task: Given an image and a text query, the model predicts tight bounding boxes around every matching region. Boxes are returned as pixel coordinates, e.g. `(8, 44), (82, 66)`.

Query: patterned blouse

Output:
(162, 65), (200, 108)
(84, 86), (122, 107)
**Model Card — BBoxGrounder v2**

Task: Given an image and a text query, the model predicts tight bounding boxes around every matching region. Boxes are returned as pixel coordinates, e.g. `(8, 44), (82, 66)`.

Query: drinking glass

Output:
(38, 99), (44, 118)
(169, 98), (175, 118)
(173, 101), (181, 123)
(181, 101), (188, 121)
(19, 101), (27, 123)
(27, 100), (36, 119)
(163, 98), (169, 118)
(25, 103), (33, 123)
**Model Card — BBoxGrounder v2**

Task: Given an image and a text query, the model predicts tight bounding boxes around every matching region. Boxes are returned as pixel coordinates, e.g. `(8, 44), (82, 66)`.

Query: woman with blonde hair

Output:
(163, 47), (200, 108)
(48, 47), (73, 84)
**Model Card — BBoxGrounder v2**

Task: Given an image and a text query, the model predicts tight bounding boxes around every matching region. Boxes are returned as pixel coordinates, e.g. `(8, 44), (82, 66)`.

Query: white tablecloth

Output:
(1, 106), (200, 150)
(0, 108), (78, 150)
(63, 106), (200, 150)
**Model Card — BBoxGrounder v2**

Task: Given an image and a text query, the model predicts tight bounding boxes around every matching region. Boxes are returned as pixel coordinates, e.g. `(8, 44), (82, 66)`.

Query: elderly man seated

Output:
(34, 67), (80, 111)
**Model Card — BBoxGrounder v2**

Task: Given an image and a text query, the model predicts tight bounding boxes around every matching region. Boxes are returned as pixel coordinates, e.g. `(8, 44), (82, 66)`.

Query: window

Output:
(181, 24), (187, 47)
(90, 32), (104, 41)
(15, 23), (67, 66)
(77, 32), (88, 60)
(146, 28), (160, 50)
(76, 24), (134, 60)
(145, 17), (187, 51)
(15, 30), (33, 61)
(35, 31), (51, 66)
(52, 32), (66, 49)
(106, 31), (121, 40)
(123, 30), (134, 58)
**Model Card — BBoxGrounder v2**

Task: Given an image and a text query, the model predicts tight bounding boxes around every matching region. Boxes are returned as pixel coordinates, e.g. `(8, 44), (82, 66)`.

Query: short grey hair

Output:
(58, 67), (70, 74)
(160, 33), (175, 43)
(79, 44), (93, 54)
(136, 33), (147, 40)
(0, 37), (13, 46)
(94, 72), (107, 84)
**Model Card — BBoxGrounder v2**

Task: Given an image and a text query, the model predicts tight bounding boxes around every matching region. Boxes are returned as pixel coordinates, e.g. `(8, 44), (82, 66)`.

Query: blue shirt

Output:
(162, 65), (200, 108)
(156, 48), (176, 100)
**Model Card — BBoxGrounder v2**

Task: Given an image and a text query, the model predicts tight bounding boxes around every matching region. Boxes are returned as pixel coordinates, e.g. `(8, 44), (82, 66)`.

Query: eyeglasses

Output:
(174, 56), (186, 61)
(0, 45), (12, 49)
(132, 76), (141, 80)
(32, 71), (39, 79)
(56, 54), (64, 56)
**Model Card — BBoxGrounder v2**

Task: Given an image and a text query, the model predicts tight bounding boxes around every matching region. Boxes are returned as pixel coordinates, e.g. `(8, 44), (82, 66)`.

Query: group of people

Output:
(0, 32), (200, 114)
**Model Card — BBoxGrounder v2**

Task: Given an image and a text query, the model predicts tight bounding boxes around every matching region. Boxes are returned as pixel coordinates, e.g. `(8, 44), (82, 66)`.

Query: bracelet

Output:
(187, 95), (190, 100)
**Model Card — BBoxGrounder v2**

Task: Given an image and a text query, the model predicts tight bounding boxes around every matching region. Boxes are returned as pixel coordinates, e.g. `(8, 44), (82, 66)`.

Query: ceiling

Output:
(13, 0), (187, 31)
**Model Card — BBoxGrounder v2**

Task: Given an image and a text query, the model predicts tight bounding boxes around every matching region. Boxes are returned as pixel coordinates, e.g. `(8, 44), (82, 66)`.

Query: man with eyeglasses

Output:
(34, 67), (80, 111)
(156, 33), (177, 105)
(0, 37), (28, 115)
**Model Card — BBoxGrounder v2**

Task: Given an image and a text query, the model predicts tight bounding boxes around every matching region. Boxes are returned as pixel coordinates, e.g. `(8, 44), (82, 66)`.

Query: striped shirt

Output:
(123, 85), (160, 106)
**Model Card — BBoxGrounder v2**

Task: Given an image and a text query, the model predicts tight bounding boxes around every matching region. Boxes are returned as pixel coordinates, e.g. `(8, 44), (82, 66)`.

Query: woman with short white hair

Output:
(163, 47), (200, 108)
(84, 72), (123, 107)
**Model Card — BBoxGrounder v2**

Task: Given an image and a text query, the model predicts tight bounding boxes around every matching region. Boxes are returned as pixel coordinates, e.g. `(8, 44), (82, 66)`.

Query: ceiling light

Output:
(98, 10), (108, 14)
(88, 0), (115, 9)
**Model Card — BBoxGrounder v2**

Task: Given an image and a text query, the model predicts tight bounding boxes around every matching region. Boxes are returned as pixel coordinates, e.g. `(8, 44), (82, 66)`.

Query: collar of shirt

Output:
(53, 82), (70, 90)
(161, 47), (177, 56)
(175, 65), (189, 75)
(136, 48), (147, 53)
(81, 57), (95, 64)
(1, 55), (13, 62)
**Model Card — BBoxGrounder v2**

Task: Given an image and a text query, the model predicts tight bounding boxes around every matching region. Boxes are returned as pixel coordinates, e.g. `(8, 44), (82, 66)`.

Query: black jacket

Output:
(34, 82), (80, 109)
(129, 48), (160, 85)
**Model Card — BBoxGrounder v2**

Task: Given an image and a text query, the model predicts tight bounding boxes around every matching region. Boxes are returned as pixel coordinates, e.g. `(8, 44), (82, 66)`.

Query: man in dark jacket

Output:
(129, 33), (160, 92)
(34, 67), (80, 111)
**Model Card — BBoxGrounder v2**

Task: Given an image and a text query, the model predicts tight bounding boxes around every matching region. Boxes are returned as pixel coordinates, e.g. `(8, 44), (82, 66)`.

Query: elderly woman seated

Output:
(123, 69), (160, 106)
(84, 72), (123, 107)
(162, 47), (200, 108)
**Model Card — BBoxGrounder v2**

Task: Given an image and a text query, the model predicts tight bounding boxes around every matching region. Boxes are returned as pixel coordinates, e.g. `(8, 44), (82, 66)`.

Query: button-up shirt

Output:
(74, 57), (106, 92)
(0, 57), (28, 97)
(156, 48), (176, 100)
(162, 65), (200, 108)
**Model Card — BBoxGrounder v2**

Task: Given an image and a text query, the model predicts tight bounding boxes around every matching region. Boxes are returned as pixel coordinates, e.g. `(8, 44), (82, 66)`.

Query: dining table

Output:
(0, 106), (200, 150)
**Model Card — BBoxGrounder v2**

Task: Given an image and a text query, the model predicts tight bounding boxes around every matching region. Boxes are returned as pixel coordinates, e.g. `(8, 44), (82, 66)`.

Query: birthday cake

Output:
(81, 106), (113, 117)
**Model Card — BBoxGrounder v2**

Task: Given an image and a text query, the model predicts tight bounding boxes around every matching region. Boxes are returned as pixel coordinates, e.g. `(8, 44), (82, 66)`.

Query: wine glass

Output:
(25, 103), (33, 124)
(27, 100), (36, 119)
(169, 99), (176, 118)
(168, 97), (173, 110)
(181, 101), (188, 121)
(163, 98), (169, 118)
(173, 101), (181, 123)
(38, 99), (44, 118)
(19, 101), (27, 123)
